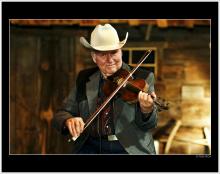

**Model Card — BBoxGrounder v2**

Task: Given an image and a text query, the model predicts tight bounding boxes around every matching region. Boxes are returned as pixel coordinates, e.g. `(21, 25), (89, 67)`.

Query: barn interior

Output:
(10, 19), (211, 155)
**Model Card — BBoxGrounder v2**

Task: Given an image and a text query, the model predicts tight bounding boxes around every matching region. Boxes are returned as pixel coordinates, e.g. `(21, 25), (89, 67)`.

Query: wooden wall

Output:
(149, 27), (211, 154)
(10, 24), (210, 154)
(10, 26), (87, 154)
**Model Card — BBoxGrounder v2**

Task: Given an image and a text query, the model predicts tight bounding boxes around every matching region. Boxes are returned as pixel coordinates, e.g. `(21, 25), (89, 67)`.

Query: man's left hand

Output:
(138, 91), (156, 114)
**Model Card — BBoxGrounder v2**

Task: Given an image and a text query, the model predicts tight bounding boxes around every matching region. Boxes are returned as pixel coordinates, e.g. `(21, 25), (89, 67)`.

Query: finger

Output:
(148, 95), (154, 104)
(66, 121), (74, 137)
(75, 117), (84, 133)
(69, 119), (78, 138)
(67, 120), (77, 138)
(71, 124), (78, 138)
(143, 93), (148, 102)
(138, 91), (143, 101)
(140, 92), (146, 102)
(150, 92), (157, 99)
(142, 93), (153, 107)
(139, 92), (147, 101)
(139, 91), (147, 104)
(74, 121), (81, 136)
(78, 119), (85, 133)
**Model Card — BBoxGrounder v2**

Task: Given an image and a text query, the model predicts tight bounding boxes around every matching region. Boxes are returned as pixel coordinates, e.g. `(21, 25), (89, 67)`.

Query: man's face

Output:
(91, 49), (122, 77)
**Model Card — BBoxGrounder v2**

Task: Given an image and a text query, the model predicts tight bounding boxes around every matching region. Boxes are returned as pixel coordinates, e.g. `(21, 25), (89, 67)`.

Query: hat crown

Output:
(90, 24), (120, 47)
(80, 23), (128, 51)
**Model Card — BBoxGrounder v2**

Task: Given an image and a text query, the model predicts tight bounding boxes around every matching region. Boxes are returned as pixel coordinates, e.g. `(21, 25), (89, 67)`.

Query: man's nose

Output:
(106, 54), (114, 61)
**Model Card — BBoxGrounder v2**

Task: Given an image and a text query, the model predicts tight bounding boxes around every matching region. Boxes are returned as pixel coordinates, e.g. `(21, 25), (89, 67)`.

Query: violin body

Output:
(103, 69), (148, 103)
(103, 69), (169, 111)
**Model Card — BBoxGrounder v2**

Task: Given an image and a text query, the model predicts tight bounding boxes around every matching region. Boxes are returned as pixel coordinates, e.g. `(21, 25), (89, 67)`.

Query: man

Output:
(52, 24), (158, 154)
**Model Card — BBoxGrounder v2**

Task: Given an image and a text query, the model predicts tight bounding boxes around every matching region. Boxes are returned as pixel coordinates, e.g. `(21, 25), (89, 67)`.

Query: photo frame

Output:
(2, 1), (218, 172)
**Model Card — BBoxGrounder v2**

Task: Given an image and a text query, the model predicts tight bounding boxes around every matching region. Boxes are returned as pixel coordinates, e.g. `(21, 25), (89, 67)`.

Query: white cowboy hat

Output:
(80, 24), (128, 51)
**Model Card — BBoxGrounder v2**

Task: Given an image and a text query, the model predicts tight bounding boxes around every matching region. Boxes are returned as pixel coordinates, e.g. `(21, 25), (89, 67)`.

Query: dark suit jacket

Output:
(52, 62), (158, 154)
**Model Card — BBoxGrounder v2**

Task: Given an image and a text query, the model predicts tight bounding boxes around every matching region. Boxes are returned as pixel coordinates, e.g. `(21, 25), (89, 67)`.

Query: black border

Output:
(2, 1), (218, 172)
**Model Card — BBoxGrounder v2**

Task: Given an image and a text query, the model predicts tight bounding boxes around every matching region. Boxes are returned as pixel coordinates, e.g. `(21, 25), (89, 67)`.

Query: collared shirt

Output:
(90, 74), (115, 137)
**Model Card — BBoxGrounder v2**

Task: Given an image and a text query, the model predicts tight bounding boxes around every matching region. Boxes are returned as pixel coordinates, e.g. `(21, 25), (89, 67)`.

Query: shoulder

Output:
(75, 67), (99, 101)
(77, 67), (99, 81)
(78, 67), (99, 77)
(131, 66), (153, 79)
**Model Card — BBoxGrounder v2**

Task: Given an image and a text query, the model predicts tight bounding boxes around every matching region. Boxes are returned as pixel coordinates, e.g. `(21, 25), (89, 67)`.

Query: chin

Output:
(108, 69), (117, 74)
(104, 66), (120, 76)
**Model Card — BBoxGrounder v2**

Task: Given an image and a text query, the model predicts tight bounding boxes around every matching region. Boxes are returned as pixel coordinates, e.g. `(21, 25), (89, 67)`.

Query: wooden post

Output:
(164, 120), (182, 154)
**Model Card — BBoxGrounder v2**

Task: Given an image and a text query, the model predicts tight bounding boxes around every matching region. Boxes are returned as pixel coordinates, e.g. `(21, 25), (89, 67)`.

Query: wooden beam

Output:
(10, 19), (210, 27)
(156, 19), (168, 28)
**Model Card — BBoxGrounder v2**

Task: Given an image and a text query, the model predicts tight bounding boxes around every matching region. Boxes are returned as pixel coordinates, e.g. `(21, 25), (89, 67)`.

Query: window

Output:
(122, 47), (158, 77)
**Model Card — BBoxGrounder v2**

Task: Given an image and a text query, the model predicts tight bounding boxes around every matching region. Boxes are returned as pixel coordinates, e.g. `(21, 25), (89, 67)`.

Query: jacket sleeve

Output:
(135, 72), (158, 131)
(51, 84), (79, 135)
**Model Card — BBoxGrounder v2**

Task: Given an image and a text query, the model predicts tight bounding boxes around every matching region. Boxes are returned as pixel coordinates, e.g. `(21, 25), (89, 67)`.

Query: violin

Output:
(102, 68), (169, 111)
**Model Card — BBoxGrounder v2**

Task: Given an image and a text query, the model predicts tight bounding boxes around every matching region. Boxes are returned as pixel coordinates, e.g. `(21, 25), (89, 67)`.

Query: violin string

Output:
(126, 81), (145, 92)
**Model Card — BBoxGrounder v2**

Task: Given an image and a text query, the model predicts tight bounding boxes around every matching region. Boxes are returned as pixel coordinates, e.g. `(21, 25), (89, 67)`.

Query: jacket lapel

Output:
(86, 70), (100, 114)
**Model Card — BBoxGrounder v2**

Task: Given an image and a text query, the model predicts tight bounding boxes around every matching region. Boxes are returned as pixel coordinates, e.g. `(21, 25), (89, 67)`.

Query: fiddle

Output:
(102, 68), (169, 111)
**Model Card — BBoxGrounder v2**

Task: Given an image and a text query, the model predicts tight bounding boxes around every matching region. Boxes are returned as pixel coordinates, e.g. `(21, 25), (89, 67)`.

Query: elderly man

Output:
(52, 24), (158, 154)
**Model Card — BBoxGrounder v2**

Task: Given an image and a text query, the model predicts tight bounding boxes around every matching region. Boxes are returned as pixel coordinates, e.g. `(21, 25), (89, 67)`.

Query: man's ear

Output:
(91, 52), (96, 63)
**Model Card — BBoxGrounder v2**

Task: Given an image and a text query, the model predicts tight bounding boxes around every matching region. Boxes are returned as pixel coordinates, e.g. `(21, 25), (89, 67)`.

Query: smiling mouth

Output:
(106, 64), (115, 67)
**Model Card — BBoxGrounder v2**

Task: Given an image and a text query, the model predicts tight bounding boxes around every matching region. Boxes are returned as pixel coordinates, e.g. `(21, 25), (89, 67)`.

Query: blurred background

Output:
(10, 19), (211, 155)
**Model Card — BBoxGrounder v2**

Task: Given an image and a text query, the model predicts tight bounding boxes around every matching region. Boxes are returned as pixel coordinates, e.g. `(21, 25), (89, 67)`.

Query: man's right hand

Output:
(65, 117), (85, 138)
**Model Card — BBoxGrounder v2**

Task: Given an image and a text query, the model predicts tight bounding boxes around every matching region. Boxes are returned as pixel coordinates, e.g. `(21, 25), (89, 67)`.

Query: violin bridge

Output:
(116, 78), (127, 87)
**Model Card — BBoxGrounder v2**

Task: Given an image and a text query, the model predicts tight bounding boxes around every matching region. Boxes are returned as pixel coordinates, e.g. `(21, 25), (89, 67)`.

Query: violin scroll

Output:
(153, 96), (169, 111)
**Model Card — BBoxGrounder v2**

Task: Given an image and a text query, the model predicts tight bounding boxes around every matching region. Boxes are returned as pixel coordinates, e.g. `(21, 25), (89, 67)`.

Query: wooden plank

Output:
(160, 137), (209, 146)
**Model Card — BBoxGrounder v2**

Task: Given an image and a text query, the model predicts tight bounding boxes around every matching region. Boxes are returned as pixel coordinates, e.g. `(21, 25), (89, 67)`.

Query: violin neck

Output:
(153, 97), (169, 111)
(125, 84), (169, 111)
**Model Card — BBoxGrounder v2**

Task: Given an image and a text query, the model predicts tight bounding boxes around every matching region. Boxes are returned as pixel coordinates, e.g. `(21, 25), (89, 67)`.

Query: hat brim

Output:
(80, 32), (128, 51)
